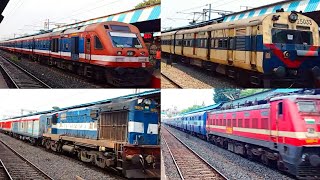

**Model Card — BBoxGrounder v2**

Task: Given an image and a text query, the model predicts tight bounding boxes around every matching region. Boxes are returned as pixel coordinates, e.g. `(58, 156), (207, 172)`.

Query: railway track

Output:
(0, 54), (52, 88)
(162, 126), (228, 180)
(161, 72), (183, 88)
(0, 139), (53, 180)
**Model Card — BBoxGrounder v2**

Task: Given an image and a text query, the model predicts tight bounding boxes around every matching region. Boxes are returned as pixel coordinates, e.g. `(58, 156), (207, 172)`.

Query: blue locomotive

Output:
(0, 97), (160, 179)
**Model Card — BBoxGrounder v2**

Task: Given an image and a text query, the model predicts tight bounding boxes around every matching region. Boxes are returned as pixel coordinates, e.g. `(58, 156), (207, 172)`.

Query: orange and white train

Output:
(0, 21), (151, 87)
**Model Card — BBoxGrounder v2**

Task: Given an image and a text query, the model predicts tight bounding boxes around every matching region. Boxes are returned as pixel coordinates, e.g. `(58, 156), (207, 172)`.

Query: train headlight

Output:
(127, 51), (134, 56)
(289, 12), (298, 23)
(140, 51), (146, 56)
(117, 51), (122, 55)
(143, 99), (152, 105)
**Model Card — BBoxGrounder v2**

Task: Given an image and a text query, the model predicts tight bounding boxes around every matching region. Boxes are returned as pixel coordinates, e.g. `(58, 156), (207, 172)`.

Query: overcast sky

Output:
(0, 89), (153, 119)
(162, 0), (284, 30)
(161, 89), (215, 111)
(0, 0), (144, 40)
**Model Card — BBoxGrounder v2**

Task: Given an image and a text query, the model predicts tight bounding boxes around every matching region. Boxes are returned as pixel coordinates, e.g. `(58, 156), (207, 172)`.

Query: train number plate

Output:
(297, 19), (312, 25)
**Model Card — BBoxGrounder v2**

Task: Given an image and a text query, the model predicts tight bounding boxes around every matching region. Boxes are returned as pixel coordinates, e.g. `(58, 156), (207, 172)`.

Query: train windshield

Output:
(272, 29), (313, 45)
(109, 32), (142, 48)
(297, 101), (318, 113)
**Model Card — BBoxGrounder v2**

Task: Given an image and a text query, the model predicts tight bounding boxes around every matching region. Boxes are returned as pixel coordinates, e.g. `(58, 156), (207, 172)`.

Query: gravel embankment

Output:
(0, 133), (123, 180)
(161, 134), (181, 180)
(0, 51), (102, 88)
(161, 59), (239, 88)
(161, 75), (178, 88)
(163, 125), (294, 180)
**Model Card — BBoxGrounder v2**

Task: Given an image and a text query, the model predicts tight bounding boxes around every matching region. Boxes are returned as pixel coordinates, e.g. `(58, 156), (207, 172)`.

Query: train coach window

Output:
(278, 102), (283, 115)
(223, 119), (226, 126)
(94, 36), (103, 49)
(272, 29), (313, 45)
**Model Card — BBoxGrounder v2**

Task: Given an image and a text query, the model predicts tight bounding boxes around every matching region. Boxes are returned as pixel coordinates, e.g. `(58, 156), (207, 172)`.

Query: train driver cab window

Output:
(278, 102), (283, 116)
(94, 36), (103, 49)
(272, 29), (313, 45)
(109, 32), (142, 48)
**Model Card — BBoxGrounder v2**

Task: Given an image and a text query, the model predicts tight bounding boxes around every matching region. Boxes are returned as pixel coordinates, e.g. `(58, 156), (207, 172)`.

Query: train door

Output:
(181, 34), (184, 56)
(250, 26), (258, 69)
(32, 38), (35, 55)
(85, 36), (91, 60)
(270, 100), (282, 149)
(71, 36), (79, 60)
(193, 33), (197, 56)
(227, 29), (234, 64)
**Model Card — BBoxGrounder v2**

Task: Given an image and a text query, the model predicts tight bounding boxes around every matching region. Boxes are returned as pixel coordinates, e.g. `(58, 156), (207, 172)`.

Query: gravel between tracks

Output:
(0, 51), (101, 88)
(0, 133), (123, 180)
(161, 75), (178, 88)
(161, 60), (239, 88)
(163, 126), (294, 180)
(161, 134), (181, 180)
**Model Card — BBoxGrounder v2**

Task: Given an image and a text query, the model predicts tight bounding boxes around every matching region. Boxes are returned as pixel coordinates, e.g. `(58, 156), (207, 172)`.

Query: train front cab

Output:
(270, 95), (320, 178)
(91, 98), (160, 178)
(261, 12), (320, 87)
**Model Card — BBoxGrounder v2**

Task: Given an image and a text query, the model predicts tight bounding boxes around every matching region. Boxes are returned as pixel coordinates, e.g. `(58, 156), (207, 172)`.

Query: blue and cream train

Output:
(0, 97), (160, 179)
(162, 11), (320, 87)
(162, 111), (208, 139)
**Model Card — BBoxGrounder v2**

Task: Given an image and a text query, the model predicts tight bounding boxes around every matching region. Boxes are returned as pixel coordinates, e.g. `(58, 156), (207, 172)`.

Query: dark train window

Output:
(261, 118), (269, 129)
(232, 119), (237, 127)
(219, 119), (222, 126)
(110, 25), (130, 32)
(223, 119), (226, 126)
(229, 38), (235, 49)
(198, 116), (201, 120)
(238, 119), (243, 127)
(278, 102), (283, 115)
(272, 29), (313, 45)
(94, 36), (103, 49)
(212, 119), (215, 125)
(252, 118), (258, 128)
(245, 119), (250, 128)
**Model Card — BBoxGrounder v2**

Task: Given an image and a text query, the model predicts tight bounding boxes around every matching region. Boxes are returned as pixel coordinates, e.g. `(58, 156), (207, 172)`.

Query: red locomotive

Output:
(206, 94), (320, 178)
(0, 21), (151, 87)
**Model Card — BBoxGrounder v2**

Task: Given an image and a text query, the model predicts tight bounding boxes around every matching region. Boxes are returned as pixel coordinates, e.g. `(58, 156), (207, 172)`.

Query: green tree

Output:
(213, 89), (242, 103)
(240, 89), (269, 97)
(180, 105), (204, 114)
(135, 0), (160, 9)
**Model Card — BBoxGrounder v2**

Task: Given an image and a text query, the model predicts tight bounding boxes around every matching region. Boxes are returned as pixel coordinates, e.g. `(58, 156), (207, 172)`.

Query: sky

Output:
(0, 89), (153, 119)
(162, 0), (285, 30)
(0, 0), (144, 40)
(161, 89), (215, 111)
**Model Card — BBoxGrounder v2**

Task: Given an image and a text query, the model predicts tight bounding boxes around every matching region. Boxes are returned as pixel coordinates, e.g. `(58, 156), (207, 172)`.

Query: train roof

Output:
(180, 103), (223, 116)
(270, 94), (320, 102)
